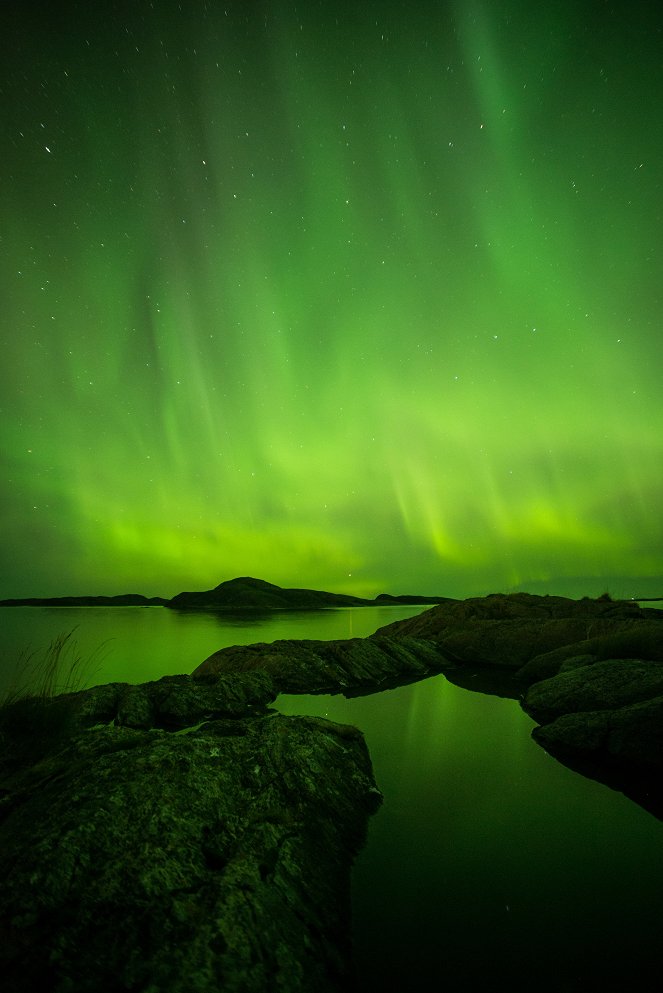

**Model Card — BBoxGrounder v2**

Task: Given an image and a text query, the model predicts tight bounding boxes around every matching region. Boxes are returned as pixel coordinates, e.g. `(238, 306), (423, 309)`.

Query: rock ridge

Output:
(195, 592), (663, 809)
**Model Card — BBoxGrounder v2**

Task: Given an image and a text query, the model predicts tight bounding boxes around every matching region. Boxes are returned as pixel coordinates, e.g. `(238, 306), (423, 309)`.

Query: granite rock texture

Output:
(0, 712), (381, 993)
(374, 592), (659, 673)
(194, 635), (446, 695)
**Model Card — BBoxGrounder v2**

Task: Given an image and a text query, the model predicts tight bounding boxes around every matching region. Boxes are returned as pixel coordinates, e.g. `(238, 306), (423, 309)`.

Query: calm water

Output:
(0, 604), (427, 696)
(1, 604), (662, 990)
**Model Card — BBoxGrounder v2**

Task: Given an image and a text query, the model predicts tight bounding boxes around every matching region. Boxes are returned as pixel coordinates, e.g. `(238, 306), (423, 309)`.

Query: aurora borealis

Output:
(1, 0), (662, 600)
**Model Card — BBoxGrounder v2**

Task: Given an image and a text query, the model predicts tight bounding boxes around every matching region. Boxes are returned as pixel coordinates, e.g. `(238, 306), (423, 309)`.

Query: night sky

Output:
(2, 0), (662, 600)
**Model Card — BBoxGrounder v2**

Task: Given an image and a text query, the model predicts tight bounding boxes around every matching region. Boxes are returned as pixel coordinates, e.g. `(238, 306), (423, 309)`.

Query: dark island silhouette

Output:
(0, 575), (452, 610)
(0, 593), (169, 607)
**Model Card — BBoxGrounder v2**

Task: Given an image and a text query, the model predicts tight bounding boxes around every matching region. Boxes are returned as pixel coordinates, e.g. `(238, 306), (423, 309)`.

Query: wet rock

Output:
(194, 635), (446, 695)
(375, 593), (657, 672)
(517, 621), (663, 684)
(522, 659), (663, 725)
(530, 699), (663, 819)
(42, 670), (277, 733)
(376, 593), (663, 781)
(0, 714), (381, 993)
(532, 695), (663, 770)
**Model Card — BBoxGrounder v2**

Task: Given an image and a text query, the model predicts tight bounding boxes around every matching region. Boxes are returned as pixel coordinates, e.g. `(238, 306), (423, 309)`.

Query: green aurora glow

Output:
(1, 0), (662, 599)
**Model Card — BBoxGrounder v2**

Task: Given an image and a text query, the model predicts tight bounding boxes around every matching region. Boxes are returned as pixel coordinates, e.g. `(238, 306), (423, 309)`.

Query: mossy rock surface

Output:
(523, 659), (663, 725)
(0, 714), (381, 993)
(195, 635), (446, 694)
(375, 593), (659, 672)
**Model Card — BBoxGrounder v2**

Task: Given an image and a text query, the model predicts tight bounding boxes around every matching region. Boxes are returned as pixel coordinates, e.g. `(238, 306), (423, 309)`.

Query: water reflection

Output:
(0, 605), (430, 694)
(278, 676), (663, 992)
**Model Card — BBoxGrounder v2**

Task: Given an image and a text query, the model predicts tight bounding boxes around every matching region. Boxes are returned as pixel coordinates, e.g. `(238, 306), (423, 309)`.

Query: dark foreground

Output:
(1, 592), (661, 991)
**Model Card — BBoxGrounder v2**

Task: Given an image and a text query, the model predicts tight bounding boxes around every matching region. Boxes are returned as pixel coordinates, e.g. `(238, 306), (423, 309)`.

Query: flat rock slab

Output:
(195, 635), (446, 694)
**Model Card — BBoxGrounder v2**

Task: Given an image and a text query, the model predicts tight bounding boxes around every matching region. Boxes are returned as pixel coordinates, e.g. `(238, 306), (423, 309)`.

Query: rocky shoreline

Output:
(372, 592), (663, 817)
(196, 592), (663, 796)
(1, 592), (661, 990)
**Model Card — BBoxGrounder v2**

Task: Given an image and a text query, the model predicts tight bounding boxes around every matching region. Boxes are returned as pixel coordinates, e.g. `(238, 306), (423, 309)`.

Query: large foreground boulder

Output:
(0, 712), (381, 993)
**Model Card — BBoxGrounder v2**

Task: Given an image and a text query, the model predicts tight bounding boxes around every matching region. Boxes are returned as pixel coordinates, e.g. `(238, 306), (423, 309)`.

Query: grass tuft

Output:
(0, 630), (109, 770)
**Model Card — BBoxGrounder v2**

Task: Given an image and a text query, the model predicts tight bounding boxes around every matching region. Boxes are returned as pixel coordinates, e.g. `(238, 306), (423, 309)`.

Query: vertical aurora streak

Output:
(1, 0), (662, 598)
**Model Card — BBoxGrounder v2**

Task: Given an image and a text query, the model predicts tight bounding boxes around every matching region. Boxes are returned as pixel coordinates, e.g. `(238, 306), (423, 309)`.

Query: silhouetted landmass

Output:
(168, 576), (368, 609)
(0, 594), (169, 607)
(167, 576), (451, 610)
(0, 576), (450, 609)
(373, 592), (449, 605)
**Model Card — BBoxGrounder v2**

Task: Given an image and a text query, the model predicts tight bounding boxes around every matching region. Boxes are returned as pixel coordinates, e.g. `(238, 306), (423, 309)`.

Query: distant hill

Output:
(167, 576), (366, 609)
(167, 577), (451, 610)
(1, 577), (450, 610)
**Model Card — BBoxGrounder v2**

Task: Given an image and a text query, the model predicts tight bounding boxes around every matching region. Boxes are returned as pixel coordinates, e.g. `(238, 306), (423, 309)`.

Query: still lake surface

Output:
(1, 603), (662, 990)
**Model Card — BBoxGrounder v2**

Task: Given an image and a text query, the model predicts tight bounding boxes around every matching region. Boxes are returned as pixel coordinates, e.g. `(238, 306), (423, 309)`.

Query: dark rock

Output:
(0, 576), (448, 610)
(557, 654), (598, 673)
(123, 671), (277, 729)
(522, 659), (663, 725)
(376, 593), (663, 783)
(530, 704), (663, 819)
(194, 635), (447, 695)
(517, 620), (663, 683)
(193, 593), (663, 779)
(79, 670), (276, 731)
(0, 672), (277, 777)
(376, 592), (660, 673)
(0, 713), (381, 993)
(503, 610), (663, 795)
(6, 589), (662, 992)
(167, 576), (447, 611)
(532, 695), (663, 770)
(517, 645), (598, 684)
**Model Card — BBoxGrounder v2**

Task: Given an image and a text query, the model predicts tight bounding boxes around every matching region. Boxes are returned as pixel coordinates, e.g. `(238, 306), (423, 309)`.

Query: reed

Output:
(0, 630), (108, 769)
